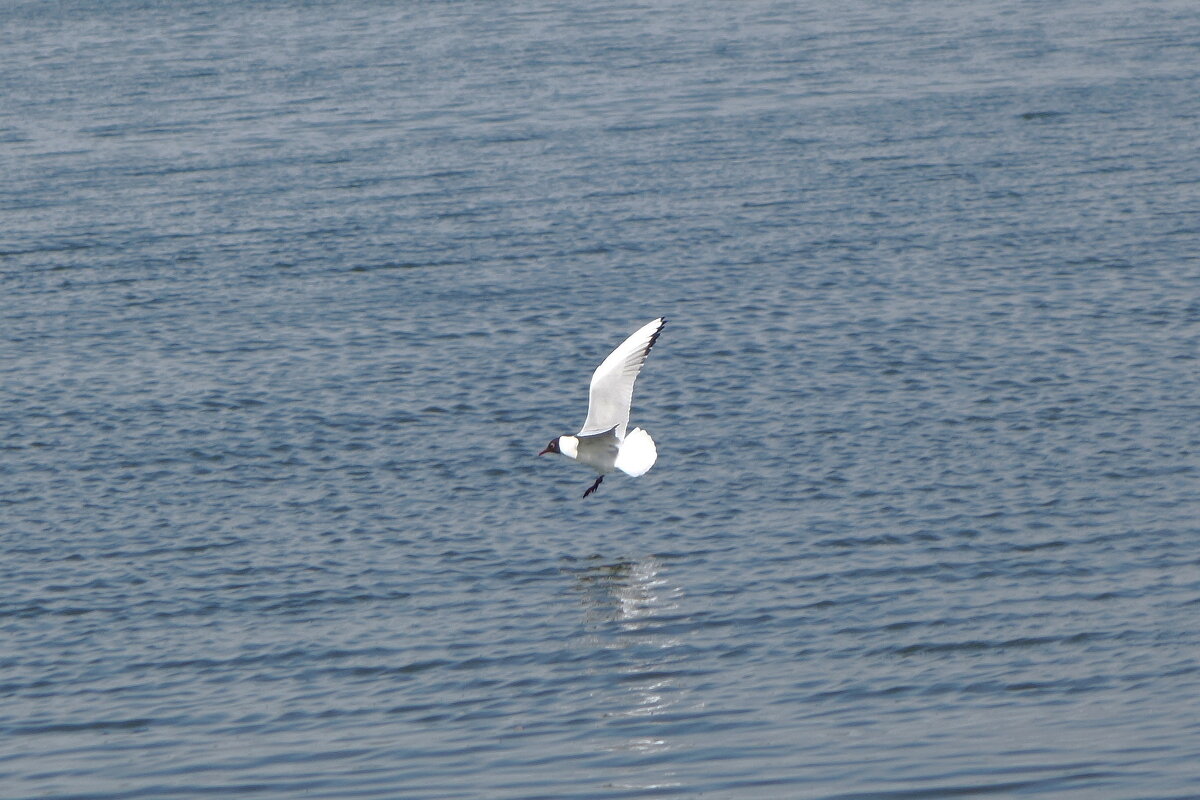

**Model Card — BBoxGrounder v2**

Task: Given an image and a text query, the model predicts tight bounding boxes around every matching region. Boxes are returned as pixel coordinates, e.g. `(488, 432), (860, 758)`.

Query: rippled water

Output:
(4, 0), (1200, 797)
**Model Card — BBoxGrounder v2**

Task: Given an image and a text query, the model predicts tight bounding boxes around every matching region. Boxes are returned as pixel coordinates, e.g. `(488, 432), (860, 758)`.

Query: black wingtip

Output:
(645, 317), (665, 355)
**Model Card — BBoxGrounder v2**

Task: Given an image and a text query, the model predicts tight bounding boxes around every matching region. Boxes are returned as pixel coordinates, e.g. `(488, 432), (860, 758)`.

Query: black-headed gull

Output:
(539, 318), (666, 498)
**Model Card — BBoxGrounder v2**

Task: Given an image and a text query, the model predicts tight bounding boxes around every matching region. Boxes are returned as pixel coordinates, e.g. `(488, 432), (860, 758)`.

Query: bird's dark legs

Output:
(582, 475), (604, 498)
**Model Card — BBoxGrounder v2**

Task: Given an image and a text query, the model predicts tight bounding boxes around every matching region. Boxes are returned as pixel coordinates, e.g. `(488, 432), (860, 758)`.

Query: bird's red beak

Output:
(538, 446), (553, 456)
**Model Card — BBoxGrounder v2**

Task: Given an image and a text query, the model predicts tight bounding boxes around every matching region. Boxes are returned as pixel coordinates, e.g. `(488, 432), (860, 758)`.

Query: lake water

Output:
(3, 0), (1200, 797)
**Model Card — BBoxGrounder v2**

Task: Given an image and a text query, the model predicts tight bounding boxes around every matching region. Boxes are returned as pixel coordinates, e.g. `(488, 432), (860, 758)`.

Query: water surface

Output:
(3, 1), (1200, 797)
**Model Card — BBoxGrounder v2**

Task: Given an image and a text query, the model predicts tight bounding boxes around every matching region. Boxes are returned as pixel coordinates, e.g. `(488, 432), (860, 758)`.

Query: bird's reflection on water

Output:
(571, 556), (678, 628)
(564, 555), (687, 789)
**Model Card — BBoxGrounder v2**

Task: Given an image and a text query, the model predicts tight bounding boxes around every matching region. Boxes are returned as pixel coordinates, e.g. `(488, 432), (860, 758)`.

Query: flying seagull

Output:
(539, 317), (666, 498)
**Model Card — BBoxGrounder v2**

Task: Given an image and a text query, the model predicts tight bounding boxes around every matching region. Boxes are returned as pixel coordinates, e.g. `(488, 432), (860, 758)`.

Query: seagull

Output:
(539, 317), (666, 498)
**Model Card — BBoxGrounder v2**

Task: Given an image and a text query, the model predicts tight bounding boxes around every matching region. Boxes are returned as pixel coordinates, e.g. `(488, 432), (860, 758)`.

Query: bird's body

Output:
(540, 318), (665, 497)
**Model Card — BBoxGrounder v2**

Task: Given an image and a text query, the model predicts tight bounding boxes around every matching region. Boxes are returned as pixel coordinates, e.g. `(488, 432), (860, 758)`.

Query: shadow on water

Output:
(564, 555), (689, 792)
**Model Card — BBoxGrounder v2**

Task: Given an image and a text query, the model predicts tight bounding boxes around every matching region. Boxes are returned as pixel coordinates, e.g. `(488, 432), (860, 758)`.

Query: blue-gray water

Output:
(3, 1), (1200, 798)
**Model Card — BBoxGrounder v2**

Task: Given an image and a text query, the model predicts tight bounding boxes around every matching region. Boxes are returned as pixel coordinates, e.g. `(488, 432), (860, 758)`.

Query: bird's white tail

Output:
(615, 428), (657, 477)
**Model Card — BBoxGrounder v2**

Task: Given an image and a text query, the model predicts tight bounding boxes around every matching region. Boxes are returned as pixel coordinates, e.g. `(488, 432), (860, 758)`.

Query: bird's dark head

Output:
(538, 437), (561, 456)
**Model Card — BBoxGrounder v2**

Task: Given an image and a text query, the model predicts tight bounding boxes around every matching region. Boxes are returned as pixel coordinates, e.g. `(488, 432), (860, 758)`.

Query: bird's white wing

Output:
(578, 318), (665, 439)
